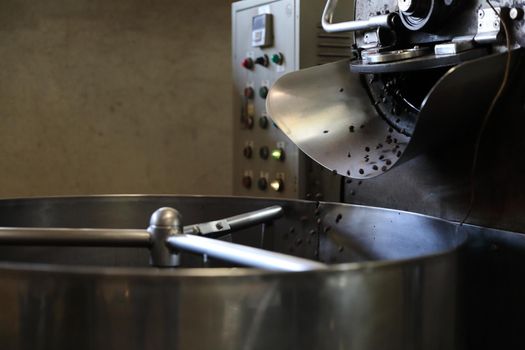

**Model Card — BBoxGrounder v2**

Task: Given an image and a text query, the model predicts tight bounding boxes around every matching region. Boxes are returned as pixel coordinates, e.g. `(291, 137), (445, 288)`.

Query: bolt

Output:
(510, 7), (524, 20)
(215, 222), (223, 230)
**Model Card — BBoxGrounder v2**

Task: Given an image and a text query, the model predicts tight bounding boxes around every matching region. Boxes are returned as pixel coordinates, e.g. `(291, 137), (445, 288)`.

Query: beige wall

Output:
(0, 0), (232, 196)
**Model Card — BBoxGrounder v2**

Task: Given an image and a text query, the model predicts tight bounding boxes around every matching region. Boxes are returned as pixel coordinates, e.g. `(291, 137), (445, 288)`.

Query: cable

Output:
(459, 0), (512, 226)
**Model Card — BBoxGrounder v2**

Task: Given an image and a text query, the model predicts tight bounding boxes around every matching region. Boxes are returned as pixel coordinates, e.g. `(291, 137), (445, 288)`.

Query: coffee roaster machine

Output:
(0, 0), (525, 349)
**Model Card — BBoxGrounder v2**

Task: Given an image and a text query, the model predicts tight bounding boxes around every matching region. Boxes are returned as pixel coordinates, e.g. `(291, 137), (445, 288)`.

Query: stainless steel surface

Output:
(0, 195), (464, 349)
(0, 227), (150, 246)
(341, 49), (525, 231)
(0, 206), (283, 245)
(362, 47), (430, 64)
(434, 41), (474, 55)
(184, 205), (283, 236)
(267, 52), (511, 179)
(350, 48), (488, 73)
(148, 207), (182, 267)
(474, 7), (502, 44)
(322, 0), (396, 32)
(232, 0), (345, 200)
(267, 59), (408, 179)
(167, 232), (327, 271)
(0, 204), (318, 271)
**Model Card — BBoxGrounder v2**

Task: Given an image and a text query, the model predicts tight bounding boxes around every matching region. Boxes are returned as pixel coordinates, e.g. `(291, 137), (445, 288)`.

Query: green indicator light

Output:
(271, 53), (283, 65)
(271, 148), (284, 161)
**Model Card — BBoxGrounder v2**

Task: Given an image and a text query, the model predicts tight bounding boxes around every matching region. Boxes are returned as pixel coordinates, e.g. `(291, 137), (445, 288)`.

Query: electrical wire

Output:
(459, 0), (513, 225)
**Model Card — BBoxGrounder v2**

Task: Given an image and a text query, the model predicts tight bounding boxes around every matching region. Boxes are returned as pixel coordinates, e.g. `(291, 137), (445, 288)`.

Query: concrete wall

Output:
(0, 0), (233, 196)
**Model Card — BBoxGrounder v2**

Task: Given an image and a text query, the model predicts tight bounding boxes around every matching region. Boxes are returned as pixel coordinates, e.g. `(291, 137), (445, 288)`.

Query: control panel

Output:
(232, 0), (352, 199)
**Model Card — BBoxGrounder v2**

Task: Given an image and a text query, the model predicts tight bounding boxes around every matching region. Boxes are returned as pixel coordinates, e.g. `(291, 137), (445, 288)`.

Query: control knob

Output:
(255, 55), (269, 67)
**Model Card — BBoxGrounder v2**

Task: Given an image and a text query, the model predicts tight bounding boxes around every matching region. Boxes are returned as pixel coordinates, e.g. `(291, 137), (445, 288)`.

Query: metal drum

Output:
(0, 196), (465, 350)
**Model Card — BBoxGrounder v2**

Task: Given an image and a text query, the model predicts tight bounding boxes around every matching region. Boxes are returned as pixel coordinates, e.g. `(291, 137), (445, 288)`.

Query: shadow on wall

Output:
(0, 0), (233, 196)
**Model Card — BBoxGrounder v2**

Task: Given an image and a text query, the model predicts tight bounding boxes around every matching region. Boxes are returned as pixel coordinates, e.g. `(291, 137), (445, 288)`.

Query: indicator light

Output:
(271, 53), (284, 65)
(270, 179), (284, 192)
(242, 58), (254, 69)
(271, 148), (285, 161)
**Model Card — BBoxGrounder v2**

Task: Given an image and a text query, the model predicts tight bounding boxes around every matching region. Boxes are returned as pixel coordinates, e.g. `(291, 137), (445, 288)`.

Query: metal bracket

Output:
(475, 7), (502, 44)
(183, 205), (283, 238)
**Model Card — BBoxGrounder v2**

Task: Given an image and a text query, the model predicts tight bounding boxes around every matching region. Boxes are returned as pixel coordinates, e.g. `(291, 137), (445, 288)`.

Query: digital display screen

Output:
(252, 15), (265, 30)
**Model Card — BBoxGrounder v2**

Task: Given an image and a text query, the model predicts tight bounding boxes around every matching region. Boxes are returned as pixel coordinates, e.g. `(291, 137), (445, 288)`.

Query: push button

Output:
(257, 177), (268, 191)
(242, 175), (252, 189)
(259, 86), (269, 99)
(242, 116), (254, 129)
(244, 87), (254, 99)
(242, 58), (254, 70)
(243, 146), (253, 159)
(259, 146), (269, 159)
(259, 116), (269, 129)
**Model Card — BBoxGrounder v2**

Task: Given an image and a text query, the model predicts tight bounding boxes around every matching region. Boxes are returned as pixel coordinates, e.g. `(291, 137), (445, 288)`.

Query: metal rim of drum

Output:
(0, 195), (467, 275)
(362, 47), (431, 64)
